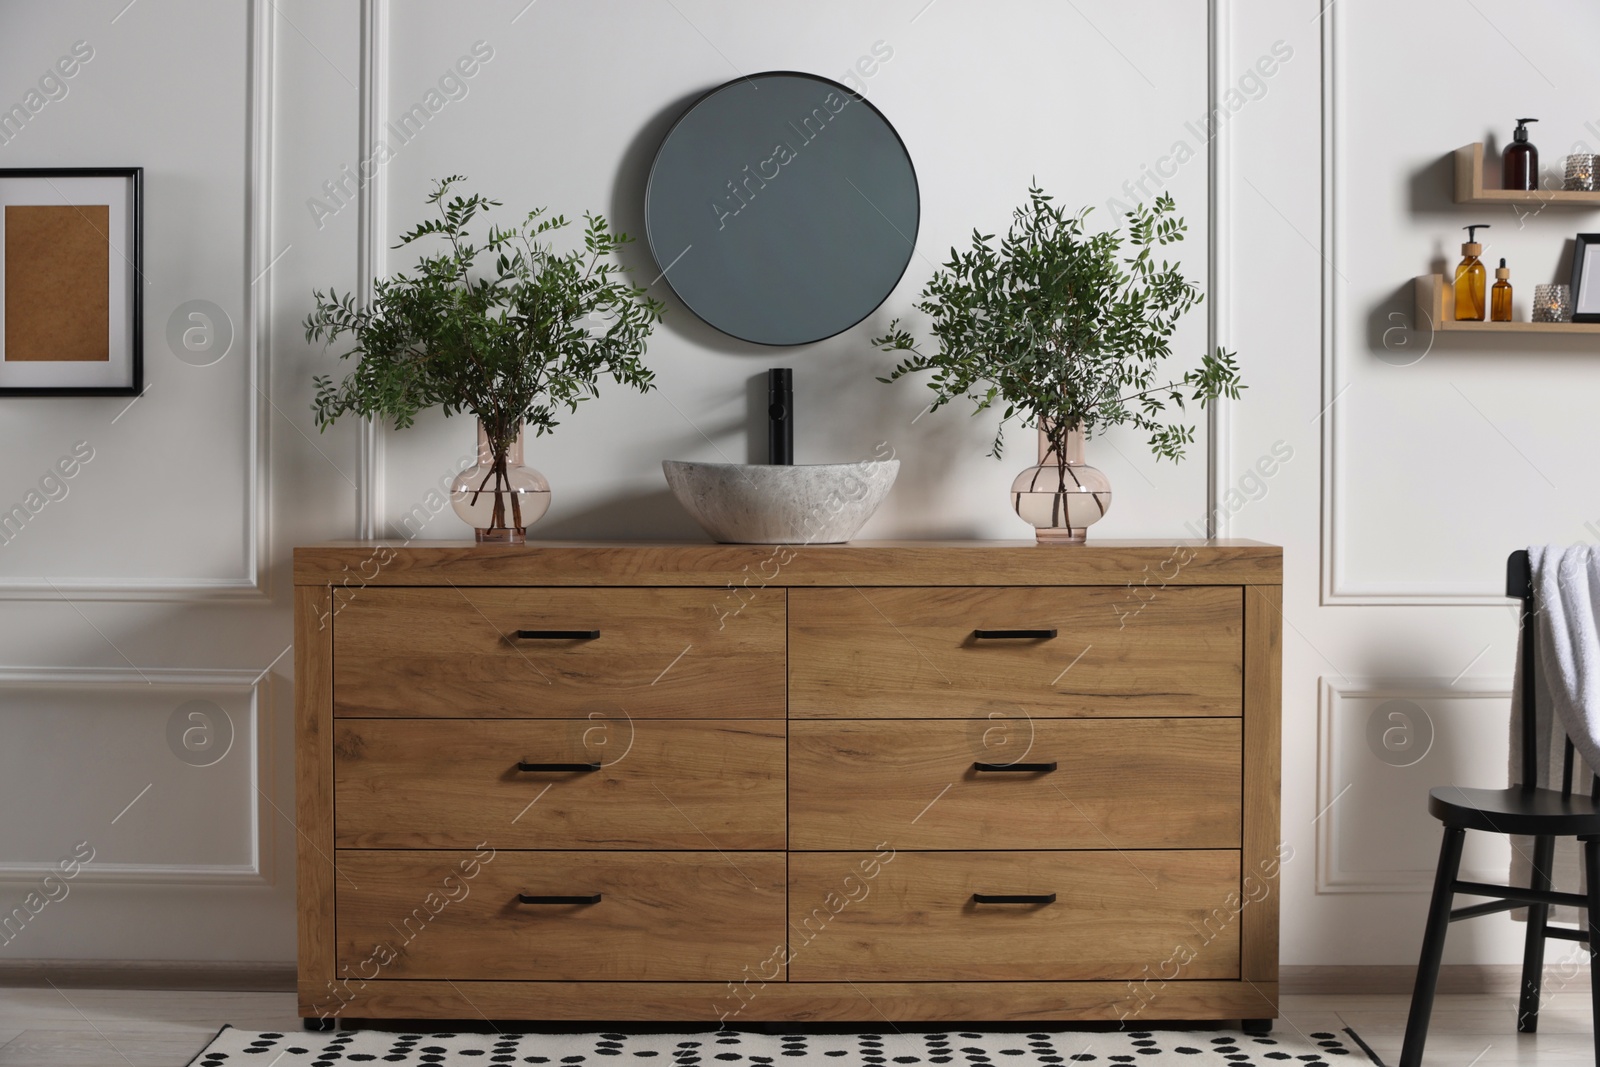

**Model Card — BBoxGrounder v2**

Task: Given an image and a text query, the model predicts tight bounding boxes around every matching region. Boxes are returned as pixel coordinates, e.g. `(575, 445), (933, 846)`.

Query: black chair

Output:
(1400, 550), (1600, 1067)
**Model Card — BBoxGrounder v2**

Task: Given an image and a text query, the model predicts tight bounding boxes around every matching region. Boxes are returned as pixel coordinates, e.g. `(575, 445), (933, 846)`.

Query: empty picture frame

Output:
(0, 167), (142, 396)
(1572, 233), (1600, 323)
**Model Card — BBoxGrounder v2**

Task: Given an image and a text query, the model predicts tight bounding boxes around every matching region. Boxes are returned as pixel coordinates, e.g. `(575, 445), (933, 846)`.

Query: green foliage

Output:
(305, 176), (664, 462)
(873, 186), (1242, 464)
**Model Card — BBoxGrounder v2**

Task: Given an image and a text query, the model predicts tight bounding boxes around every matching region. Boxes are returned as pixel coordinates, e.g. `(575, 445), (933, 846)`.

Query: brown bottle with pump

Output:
(1455, 224), (1489, 321)
(1503, 118), (1539, 191)
(1491, 258), (1513, 322)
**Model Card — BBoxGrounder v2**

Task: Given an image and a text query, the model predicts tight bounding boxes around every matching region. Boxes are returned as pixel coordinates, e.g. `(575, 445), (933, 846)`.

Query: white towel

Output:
(1508, 545), (1600, 921)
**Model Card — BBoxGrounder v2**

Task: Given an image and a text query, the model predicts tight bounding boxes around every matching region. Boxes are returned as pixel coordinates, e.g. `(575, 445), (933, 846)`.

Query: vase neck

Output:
(1037, 423), (1085, 465)
(476, 418), (525, 466)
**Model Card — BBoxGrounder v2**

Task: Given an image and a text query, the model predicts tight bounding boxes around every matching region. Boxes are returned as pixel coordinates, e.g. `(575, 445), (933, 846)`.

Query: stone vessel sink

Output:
(662, 459), (899, 544)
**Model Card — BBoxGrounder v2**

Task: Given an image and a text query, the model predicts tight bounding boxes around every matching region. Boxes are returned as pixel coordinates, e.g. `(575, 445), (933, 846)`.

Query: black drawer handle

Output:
(972, 893), (1056, 905)
(515, 629), (600, 640)
(972, 628), (1057, 640)
(517, 761), (601, 772)
(517, 893), (602, 905)
(973, 761), (1058, 773)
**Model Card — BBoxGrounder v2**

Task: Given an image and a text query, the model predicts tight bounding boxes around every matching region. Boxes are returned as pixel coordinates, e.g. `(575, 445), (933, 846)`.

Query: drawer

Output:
(789, 586), (1241, 717)
(333, 587), (785, 717)
(336, 719), (786, 849)
(335, 850), (786, 981)
(789, 718), (1240, 850)
(787, 850), (1240, 982)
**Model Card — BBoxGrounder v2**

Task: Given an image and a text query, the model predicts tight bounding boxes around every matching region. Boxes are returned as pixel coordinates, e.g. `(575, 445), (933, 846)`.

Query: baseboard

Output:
(1283, 964), (1591, 995)
(0, 959), (295, 991)
(0, 960), (1581, 998)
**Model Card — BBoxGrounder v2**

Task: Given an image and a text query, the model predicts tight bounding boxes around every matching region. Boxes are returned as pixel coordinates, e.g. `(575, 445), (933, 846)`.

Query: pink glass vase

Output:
(1010, 424), (1112, 544)
(449, 419), (551, 544)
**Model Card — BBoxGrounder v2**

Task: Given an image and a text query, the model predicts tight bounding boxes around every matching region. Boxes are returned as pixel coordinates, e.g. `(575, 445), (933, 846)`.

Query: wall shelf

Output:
(1414, 274), (1600, 333)
(1454, 143), (1600, 206)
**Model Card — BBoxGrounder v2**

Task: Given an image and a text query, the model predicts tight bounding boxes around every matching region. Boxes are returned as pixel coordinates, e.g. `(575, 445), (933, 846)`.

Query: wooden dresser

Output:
(294, 540), (1282, 1027)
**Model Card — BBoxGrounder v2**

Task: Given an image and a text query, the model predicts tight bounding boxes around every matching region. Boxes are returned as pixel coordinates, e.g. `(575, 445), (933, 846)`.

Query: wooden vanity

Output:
(294, 540), (1282, 1026)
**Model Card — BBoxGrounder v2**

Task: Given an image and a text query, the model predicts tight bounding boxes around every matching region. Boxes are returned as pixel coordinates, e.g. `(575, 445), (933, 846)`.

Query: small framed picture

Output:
(1572, 232), (1600, 323)
(0, 167), (142, 396)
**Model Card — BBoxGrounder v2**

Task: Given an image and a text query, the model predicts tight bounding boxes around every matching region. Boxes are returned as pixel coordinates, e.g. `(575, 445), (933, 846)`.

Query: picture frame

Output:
(0, 166), (142, 396)
(1572, 232), (1600, 323)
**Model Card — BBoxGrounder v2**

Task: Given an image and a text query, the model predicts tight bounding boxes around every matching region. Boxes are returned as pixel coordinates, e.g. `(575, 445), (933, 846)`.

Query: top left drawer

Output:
(331, 587), (786, 718)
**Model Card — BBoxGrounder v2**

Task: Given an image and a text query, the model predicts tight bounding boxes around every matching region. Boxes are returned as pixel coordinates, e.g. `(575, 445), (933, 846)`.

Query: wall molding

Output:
(244, 0), (274, 600)
(1205, 0), (1232, 538)
(355, 0), (389, 540)
(1316, 675), (1514, 894)
(0, 0), (274, 602)
(0, 667), (273, 886)
(1316, 5), (1507, 605)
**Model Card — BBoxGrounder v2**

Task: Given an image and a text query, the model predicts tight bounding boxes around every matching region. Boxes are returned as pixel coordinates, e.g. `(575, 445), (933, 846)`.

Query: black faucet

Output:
(767, 368), (793, 465)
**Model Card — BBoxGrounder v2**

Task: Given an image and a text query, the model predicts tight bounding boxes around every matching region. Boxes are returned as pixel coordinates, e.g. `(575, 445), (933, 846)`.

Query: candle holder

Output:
(1533, 283), (1571, 323)
(1564, 154), (1597, 192)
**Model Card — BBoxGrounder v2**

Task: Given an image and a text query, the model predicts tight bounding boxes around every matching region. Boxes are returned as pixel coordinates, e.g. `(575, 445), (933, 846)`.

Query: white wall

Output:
(374, 0), (1212, 542)
(0, 0), (1592, 970)
(1230, 0), (1600, 967)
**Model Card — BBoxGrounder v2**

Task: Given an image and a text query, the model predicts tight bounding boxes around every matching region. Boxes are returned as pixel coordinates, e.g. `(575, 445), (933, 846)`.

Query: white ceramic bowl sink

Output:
(662, 459), (899, 544)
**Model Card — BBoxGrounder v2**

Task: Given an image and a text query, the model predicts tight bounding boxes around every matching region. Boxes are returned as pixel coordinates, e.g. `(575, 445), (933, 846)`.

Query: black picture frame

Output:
(0, 166), (143, 397)
(1571, 232), (1600, 324)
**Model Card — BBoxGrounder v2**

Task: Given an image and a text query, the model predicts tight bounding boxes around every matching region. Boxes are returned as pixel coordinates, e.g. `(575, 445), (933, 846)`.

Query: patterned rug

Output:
(186, 1025), (1383, 1066)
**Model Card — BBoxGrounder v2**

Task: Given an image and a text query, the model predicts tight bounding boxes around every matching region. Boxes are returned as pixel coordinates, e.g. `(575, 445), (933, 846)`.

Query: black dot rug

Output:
(185, 1025), (1383, 1066)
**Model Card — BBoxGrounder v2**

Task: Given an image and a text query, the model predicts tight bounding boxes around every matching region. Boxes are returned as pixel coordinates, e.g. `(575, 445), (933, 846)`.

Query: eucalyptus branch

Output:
(305, 177), (663, 461)
(872, 185), (1242, 463)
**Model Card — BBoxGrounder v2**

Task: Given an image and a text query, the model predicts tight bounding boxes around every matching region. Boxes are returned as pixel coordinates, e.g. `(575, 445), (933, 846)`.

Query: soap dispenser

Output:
(1455, 224), (1489, 321)
(1503, 118), (1540, 191)
(1491, 258), (1513, 322)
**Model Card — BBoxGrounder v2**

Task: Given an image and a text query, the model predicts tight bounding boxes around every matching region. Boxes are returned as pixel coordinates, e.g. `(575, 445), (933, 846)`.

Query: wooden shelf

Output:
(1454, 143), (1600, 206)
(1415, 274), (1600, 333)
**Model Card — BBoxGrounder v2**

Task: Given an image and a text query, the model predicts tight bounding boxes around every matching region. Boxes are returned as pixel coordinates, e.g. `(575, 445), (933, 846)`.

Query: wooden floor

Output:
(0, 989), (1590, 1066)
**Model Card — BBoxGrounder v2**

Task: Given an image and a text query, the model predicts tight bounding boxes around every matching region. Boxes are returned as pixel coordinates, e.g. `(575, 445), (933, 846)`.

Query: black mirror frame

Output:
(643, 71), (919, 348)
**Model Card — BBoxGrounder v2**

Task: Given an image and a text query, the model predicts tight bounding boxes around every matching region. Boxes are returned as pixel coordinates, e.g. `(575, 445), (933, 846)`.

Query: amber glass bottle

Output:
(1503, 118), (1539, 192)
(1490, 259), (1513, 322)
(1454, 225), (1489, 321)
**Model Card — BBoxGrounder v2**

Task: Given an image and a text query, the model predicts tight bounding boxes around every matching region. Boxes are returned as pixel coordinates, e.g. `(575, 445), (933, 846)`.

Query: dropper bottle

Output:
(1455, 225), (1489, 321)
(1491, 258), (1513, 322)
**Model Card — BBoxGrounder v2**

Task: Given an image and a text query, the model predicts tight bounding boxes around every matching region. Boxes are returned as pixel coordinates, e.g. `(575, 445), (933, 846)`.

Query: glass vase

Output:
(449, 419), (551, 544)
(1533, 283), (1571, 323)
(1010, 424), (1111, 544)
(1565, 154), (1597, 192)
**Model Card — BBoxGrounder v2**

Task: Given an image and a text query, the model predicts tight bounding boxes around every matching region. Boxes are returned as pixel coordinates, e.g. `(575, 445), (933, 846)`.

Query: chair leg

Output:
(1518, 834), (1556, 1032)
(1584, 839), (1600, 1067)
(1400, 827), (1466, 1067)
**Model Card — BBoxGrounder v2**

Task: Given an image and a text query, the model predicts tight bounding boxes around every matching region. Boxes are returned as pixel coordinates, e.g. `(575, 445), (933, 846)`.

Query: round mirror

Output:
(645, 71), (919, 347)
